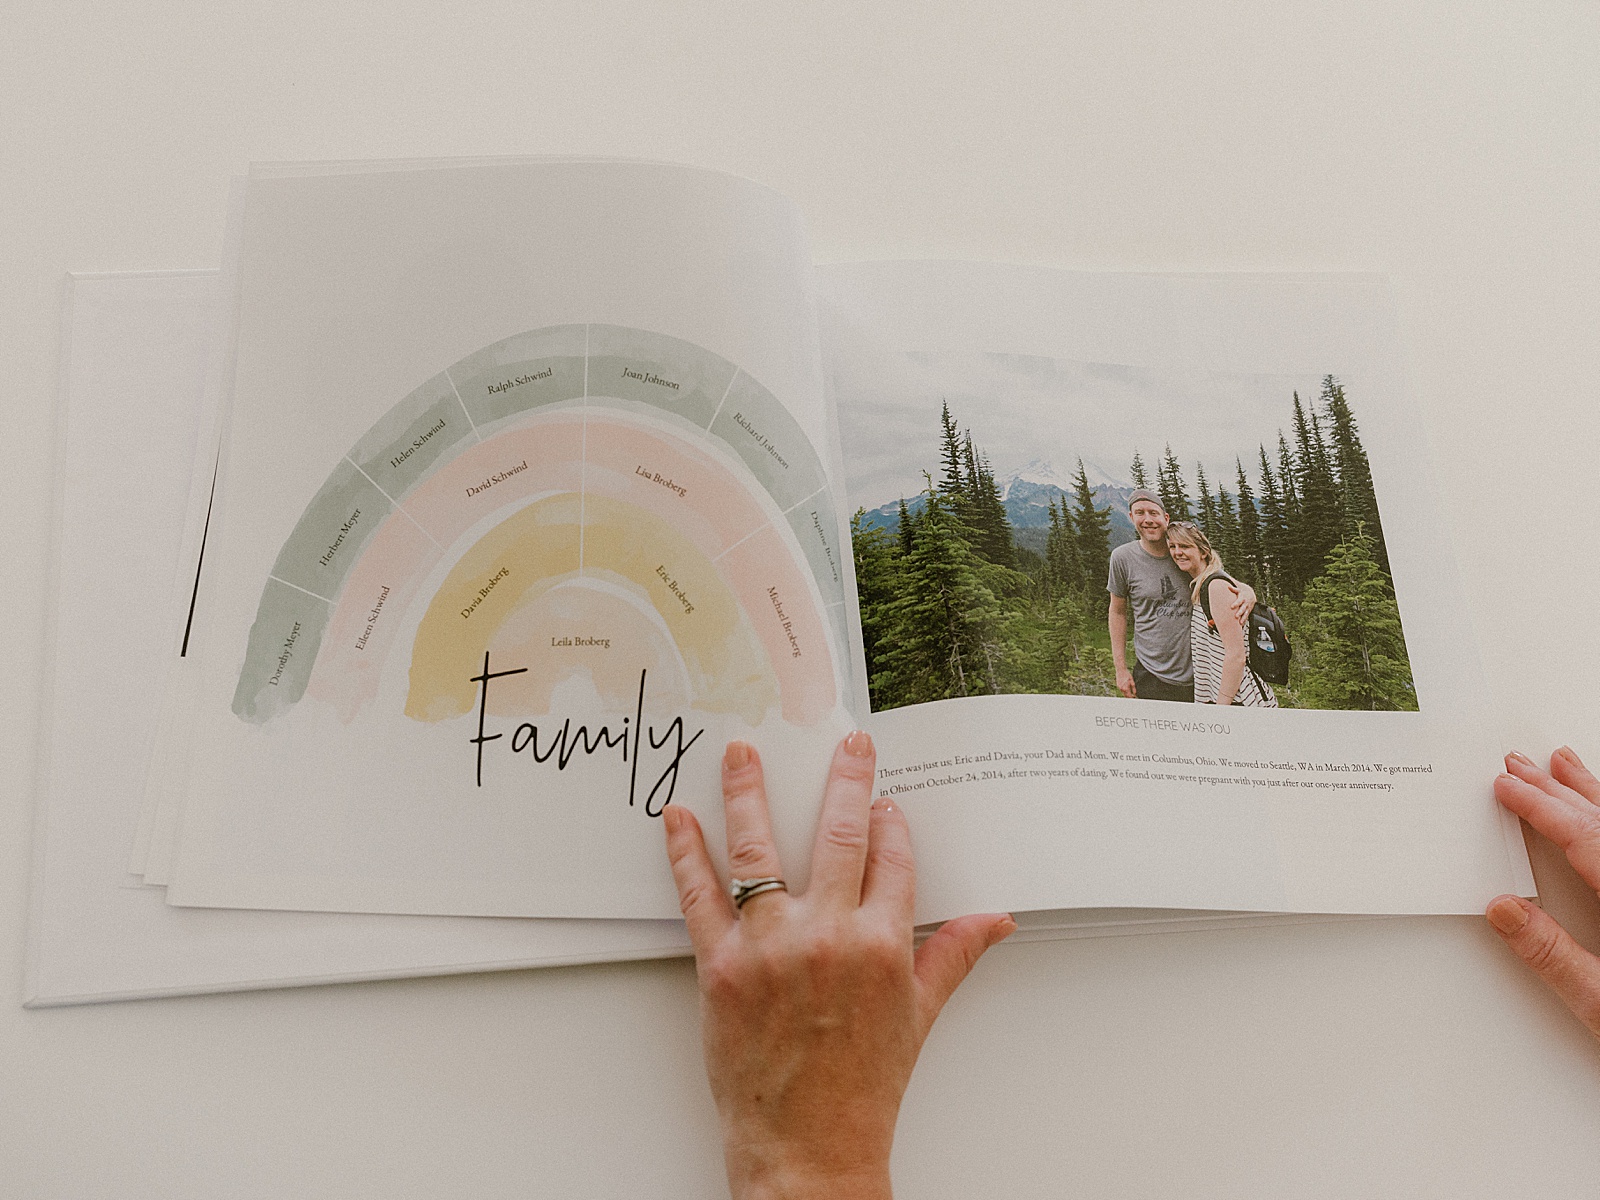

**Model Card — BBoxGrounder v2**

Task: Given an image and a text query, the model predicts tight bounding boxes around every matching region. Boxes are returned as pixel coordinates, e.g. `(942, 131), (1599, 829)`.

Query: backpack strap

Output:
(1196, 571), (1234, 630)
(1243, 660), (1270, 705)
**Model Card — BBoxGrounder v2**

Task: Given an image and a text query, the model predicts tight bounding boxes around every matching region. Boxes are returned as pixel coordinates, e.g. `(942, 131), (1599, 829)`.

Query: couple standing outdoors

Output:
(1108, 490), (1278, 708)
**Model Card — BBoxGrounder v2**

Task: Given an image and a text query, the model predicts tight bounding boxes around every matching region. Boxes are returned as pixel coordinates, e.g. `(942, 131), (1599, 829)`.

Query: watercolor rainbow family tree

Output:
(233, 324), (849, 745)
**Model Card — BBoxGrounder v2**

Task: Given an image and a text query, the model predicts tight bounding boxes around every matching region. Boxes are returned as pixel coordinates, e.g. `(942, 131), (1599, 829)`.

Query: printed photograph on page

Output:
(839, 352), (1414, 715)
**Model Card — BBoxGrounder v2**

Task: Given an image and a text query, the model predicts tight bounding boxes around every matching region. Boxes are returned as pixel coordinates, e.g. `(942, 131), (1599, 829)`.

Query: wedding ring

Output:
(730, 876), (787, 909)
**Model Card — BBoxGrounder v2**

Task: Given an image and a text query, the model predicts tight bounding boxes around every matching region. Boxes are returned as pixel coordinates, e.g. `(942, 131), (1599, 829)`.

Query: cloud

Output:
(835, 347), (1331, 511)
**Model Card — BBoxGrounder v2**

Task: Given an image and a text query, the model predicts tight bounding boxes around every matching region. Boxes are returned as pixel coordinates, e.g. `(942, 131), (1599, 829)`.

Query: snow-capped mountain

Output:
(994, 460), (1135, 546)
(856, 456), (1138, 553)
(995, 457), (1128, 500)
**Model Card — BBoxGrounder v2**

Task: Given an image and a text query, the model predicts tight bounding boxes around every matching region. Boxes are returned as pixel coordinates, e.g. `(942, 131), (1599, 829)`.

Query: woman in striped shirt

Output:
(1165, 520), (1277, 708)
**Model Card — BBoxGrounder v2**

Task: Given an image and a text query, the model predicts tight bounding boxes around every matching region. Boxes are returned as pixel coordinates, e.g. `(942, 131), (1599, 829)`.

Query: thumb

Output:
(913, 912), (1016, 1037)
(1487, 895), (1600, 1036)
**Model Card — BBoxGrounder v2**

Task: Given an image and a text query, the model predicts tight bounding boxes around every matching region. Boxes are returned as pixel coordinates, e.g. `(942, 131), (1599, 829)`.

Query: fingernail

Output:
(1558, 745), (1584, 767)
(661, 806), (683, 834)
(1487, 895), (1530, 936)
(724, 741), (751, 770)
(992, 914), (1018, 943)
(844, 730), (874, 757)
(1506, 750), (1535, 768)
(871, 796), (895, 813)
(1496, 772), (1517, 786)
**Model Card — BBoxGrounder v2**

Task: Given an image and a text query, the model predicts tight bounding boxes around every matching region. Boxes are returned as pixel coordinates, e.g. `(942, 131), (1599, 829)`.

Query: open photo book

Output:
(29, 158), (1533, 1001)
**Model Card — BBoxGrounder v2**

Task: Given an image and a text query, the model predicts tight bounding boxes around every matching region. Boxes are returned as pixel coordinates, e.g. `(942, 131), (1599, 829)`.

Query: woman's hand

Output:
(663, 732), (1016, 1200)
(1488, 746), (1600, 1036)
(1228, 579), (1257, 624)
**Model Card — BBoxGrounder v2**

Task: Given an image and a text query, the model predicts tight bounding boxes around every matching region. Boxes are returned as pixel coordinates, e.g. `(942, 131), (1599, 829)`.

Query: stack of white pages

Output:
(27, 158), (1533, 1005)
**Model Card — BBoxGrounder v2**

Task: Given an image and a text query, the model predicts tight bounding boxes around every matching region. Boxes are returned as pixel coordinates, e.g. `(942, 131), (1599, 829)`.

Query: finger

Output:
(662, 805), (735, 951)
(1504, 750), (1596, 815)
(1550, 745), (1600, 806)
(912, 913), (1016, 1037)
(806, 731), (878, 910)
(1501, 753), (1599, 831)
(1495, 768), (1600, 891)
(860, 795), (916, 921)
(720, 740), (786, 893)
(1487, 895), (1600, 1036)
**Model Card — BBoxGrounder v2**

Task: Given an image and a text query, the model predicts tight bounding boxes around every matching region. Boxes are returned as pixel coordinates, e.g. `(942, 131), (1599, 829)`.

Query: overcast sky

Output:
(836, 346), (1333, 513)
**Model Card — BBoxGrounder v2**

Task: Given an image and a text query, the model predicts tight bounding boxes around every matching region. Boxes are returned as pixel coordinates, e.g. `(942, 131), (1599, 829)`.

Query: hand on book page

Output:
(664, 734), (1016, 1200)
(1489, 747), (1600, 1038)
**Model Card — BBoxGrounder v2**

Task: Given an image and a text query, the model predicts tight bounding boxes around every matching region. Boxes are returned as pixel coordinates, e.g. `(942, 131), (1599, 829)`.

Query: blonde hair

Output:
(1165, 521), (1225, 605)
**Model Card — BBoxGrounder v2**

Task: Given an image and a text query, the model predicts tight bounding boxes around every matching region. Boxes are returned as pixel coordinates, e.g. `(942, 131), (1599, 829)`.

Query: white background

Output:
(5, 3), (1599, 1196)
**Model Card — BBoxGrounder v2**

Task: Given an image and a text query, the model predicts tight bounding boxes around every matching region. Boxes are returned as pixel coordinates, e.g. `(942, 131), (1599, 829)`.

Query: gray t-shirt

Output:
(1108, 539), (1193, 684)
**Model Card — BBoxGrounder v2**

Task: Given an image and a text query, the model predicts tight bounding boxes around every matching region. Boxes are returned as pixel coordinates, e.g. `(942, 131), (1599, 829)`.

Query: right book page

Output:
(819, 263), (1534, 922)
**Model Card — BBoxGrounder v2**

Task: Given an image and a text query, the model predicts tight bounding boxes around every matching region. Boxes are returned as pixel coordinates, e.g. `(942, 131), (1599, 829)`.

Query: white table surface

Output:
(5, 4), (1598, 1195)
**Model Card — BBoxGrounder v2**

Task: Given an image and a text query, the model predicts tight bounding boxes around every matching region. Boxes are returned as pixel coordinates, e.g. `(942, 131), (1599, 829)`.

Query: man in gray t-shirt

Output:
(1107, 489), (1253, 703)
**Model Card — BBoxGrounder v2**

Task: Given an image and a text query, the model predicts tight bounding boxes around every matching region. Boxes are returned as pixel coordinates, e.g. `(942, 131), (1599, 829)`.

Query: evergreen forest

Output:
(850, 376), (1417, 712)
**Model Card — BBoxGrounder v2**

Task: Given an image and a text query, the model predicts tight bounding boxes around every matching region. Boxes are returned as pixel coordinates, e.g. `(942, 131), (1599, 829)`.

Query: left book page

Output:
(166, 161), (858, 919)
(27, 271), (693, 1007)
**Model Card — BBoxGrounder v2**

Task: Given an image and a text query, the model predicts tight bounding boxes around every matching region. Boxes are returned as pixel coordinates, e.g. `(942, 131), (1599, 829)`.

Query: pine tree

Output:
(850, 511), (903, 706)
(1215, 484), (1241, 580)
(1196, 463), (1219, 541)
(1062, 492), (1085, 590)
(1234, 458), (1264, 594)
(1255, 446), (1286, 599)
(1045, 493), (1083, 593)
(971, 450), (1015, 568)
(1043, 496), (1062, 596)
(1039, 595), (1088, 690)
(962, 433), (981, 513)
(1277, 433), (1304, 596)
(1292, 392), (1342, 585)
(938, 401), (966, 499)
(1320, 376), (1388, 575)
(1311, 409), (1343, 554)
(1129, 451), (1150, 490)
(876, 481), (1004, 704)
(896, 496), (917, 556)
(932, 403), (1012, 567)
(1294, 528), (1416, 711)
(1158, 444), (1192, 520)
(1277, 434), (1299, 511)
(1070, 459), (1113, 594)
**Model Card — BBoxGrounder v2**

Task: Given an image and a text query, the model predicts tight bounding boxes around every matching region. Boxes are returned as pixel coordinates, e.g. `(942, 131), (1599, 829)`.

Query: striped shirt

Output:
(1190, 573), (1278, 707)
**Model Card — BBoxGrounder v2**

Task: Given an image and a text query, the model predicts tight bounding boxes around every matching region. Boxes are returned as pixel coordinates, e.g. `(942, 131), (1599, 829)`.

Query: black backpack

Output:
(1198, 575), (1292, 686)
